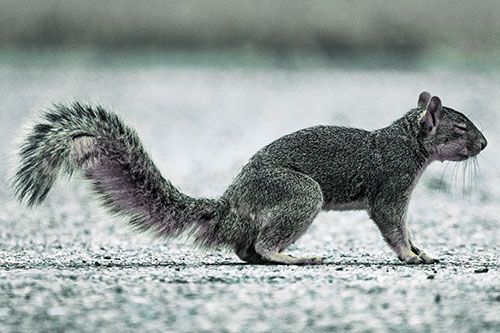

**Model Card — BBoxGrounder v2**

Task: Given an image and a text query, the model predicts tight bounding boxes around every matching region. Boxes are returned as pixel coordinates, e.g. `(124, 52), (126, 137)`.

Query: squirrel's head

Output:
(416, 91), (487, 162)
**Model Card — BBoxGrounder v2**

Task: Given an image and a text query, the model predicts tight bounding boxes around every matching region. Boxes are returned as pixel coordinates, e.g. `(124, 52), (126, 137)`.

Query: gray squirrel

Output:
(13, 92), (487, 265)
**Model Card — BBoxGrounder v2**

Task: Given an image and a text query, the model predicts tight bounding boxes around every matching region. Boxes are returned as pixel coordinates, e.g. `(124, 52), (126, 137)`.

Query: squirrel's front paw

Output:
(418, 252), (440, 264)
(399, 250), (439, 265)
(401, 253), (422, 265)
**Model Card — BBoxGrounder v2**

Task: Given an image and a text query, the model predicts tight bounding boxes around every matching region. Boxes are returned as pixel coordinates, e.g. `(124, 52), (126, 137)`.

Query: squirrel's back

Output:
(257, 125), (370, 165)
(244, 125), (372, 204)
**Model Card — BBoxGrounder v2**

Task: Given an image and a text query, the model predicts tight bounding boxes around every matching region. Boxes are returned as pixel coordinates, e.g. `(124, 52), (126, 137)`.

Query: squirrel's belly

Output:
(322, 199), (368, 212)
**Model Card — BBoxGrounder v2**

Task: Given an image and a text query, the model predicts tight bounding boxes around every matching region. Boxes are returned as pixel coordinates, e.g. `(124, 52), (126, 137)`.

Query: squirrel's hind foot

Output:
(260, 252), (324, 265)
(236, 246), (324, 265)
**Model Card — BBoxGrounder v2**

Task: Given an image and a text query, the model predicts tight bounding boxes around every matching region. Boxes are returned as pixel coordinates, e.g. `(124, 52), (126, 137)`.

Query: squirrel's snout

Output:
(479, 137), (487, 151)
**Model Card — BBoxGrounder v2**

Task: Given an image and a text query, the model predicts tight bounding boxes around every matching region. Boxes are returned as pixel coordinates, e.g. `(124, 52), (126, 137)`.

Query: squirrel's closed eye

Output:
(453, 123), (467, 134)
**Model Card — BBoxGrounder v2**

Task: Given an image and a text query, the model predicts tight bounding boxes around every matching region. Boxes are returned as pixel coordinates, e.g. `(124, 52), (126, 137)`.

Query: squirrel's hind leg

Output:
(250, 171), (324, 265)
(228, 167), (324, 265)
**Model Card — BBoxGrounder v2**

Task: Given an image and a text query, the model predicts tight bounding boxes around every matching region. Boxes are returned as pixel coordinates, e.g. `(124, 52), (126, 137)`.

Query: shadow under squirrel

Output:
(13, 92), (487, 265)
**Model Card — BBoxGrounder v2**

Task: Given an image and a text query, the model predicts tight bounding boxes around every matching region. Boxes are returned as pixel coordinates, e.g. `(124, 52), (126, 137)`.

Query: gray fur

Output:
(12, 93), (487, 265)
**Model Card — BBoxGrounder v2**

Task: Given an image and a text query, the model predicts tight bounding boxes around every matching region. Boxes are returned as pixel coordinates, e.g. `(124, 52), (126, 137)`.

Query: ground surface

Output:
(0, 50), (499, 332)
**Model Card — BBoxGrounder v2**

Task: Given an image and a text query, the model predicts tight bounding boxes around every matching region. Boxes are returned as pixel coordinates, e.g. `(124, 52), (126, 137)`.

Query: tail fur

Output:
(13, 102), (225, 245)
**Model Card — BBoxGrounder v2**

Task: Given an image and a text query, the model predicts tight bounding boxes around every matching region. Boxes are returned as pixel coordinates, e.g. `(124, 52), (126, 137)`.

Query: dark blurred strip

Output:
(0, 0), (499, 55)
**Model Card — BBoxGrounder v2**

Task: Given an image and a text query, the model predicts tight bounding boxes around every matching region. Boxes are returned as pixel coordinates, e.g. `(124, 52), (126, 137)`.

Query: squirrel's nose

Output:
(480, 137), (487, 150)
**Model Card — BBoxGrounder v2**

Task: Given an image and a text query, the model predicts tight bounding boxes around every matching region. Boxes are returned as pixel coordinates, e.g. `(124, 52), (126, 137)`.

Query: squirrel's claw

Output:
(298, 256), (325, 265)
(418, 252), (440, 264)
(399, 250), (439, 265)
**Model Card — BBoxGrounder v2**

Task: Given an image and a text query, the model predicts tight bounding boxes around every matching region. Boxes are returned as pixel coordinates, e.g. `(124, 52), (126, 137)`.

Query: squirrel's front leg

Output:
(369, 198), (437, 265)
(409, 237), (440, 264)
(381, 225), (422, 264)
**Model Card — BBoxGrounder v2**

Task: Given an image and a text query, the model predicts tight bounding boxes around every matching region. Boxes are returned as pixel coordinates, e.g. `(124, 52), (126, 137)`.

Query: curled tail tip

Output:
(12, 102), (124, 207)
(11, 103), (80, 207)
(12, 136), (54, 207)
(11, 173), (51, 207)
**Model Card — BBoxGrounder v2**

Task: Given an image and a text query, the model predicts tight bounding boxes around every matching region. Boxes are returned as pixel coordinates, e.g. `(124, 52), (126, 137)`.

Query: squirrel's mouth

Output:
(459, 144), (486, 160)
(433, 146), (470, 162)
(466, 146), (484, 158)
(451, 153), (470, 162)
(463, 140), (487, 159)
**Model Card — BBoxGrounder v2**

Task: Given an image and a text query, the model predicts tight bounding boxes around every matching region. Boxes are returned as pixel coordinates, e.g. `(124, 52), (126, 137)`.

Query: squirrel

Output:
(12, 92), (487, 265)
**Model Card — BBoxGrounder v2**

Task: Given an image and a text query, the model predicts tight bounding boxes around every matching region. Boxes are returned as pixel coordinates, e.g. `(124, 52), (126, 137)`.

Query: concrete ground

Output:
(0, 50), (499, 332)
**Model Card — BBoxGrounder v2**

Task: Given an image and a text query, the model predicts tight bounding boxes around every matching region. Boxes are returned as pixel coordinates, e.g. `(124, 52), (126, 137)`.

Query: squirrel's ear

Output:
(417, 91), (431, 108)
(419, 96), (441, 136)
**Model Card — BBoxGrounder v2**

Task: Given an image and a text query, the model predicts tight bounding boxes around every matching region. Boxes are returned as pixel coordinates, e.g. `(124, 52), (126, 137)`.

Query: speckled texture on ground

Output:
(0, 51), (499, 332)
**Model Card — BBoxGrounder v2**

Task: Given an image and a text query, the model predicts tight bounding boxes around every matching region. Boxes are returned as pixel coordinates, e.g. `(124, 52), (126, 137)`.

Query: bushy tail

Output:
(13, 102), (226, 244)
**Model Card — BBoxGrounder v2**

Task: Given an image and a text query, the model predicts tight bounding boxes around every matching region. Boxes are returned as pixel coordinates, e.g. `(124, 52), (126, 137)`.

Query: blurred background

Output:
(1, 1), (499, 332)
(1, 0), (499, 193)
(2, 0), (500, 59)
